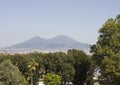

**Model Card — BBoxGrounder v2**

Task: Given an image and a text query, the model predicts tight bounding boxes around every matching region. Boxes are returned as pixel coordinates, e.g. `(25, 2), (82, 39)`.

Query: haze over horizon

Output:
(0, 0), (120, 48)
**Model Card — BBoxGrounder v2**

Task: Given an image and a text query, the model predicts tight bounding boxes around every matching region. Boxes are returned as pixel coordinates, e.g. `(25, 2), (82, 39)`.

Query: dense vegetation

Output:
(0, 49), (92, 85)
(90, 14), (120, 85)
(44, 73), (62, 85)
(0, 60), (28, 85)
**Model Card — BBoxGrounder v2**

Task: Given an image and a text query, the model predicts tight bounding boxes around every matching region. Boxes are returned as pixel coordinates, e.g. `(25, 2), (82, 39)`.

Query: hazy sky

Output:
(0, 0), (120, 48)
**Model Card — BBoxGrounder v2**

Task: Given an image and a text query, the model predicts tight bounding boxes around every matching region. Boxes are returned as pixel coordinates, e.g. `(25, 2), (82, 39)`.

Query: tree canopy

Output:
(44, 73), (62, 85)
(0, 60), (28, 85)
(68, 49), (91, 85)
(90, 14), (120, 85)
(0, 50), (92, 85)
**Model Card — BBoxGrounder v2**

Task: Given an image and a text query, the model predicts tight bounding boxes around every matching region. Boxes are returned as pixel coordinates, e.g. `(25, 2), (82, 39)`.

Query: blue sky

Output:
(0, 0), (120, 47)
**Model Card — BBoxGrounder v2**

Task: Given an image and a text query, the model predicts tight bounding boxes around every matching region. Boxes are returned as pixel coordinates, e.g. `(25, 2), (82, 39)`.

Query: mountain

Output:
(11, 36), (46, 49)
(46, 35), (90, 50)
(3, 35), (90, 53)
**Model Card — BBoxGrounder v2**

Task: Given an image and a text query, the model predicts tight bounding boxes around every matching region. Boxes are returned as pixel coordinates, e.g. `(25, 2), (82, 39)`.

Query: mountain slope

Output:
(11, 36), (46, 49)
(6, 35), (90, 51)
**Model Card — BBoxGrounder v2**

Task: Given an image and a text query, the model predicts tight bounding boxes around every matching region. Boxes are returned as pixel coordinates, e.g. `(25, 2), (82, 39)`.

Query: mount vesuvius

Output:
(4, 35), (90, 53)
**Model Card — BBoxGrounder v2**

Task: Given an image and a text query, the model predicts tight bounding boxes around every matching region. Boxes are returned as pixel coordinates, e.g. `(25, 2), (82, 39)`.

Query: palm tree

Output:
(27, 58), (38, 85)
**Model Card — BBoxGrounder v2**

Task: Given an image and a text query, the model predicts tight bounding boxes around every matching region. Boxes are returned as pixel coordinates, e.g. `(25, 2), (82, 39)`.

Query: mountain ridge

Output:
(2, 35), (90, 54)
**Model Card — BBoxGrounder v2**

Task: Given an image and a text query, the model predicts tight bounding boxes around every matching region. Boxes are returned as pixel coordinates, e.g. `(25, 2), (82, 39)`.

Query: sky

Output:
(0, 0), (120, 48)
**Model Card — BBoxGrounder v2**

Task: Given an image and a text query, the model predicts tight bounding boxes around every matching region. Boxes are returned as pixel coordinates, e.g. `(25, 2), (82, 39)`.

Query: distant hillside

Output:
(4, 35), (90, 53)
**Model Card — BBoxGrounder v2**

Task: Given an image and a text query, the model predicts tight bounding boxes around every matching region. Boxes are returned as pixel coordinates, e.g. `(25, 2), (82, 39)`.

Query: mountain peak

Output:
(33, 36), (40, 38)
(55, 35), (70, 38)
(54, 35), (75, 40)
(31, 36), (44, 40)
(4, 35), (90, 51)
(50, 35), (77, 43)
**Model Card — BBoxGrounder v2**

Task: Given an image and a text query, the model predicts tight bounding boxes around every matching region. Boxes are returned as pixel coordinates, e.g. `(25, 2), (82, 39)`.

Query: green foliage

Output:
(0, 81), (4, 85)
(90, 14), (120, 85)
(0, 60), (28, 85)
(27, 58), (38, 85)
(0, 50), (92, 85)
(43, 52), (75, 83)
(10, 53), (43, 85)
(27, 58), (38, 74)
(44, 73), (62, 85)
(0, 54), (11, 63)
(60, 63), (75, 83)
(10, 54), (30, 78)
(68, 49), (91, 85)
(100, 54), (120, 85)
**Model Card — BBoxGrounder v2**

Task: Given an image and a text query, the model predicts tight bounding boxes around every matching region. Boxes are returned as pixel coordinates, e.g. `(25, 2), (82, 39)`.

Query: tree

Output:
(10, 54), (30, 78)
(27, 58), (38, 85)
(68, 49), (91, 85)
(44, 73), (62, 85)
(43, 53), (61, 73)
(60, 63), (75, 85)
(90, 14), (120, 85)
(28, 52), (45, 85)
(100, 54), (120, 85)
(43, 52), (75, 84)
(0, 60), (28, 85)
